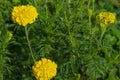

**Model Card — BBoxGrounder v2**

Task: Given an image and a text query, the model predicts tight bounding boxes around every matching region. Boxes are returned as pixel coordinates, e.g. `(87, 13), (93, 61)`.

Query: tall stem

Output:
(25, 27), (35, 62)
(0, 74), (3, 80)
(45, 0), (48, 21)
(0, 55), (3, 80)
(88, 0), (92, 54)
(99, 27), (107, 44)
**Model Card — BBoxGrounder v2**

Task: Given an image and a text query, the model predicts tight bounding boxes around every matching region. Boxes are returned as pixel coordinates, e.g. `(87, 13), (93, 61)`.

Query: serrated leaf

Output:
(85, 56), (108, 79)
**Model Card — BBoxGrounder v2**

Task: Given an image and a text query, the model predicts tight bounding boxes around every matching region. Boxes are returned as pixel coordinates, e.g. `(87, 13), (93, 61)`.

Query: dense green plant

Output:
(0, 0), (120, 80)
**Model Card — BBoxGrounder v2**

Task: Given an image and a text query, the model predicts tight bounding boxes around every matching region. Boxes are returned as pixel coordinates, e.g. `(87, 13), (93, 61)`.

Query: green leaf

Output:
(106, 68), (120, 80)
(104, 34), (117, 45)
(84, 55), (108, 79)
(111, 26), (120, 39)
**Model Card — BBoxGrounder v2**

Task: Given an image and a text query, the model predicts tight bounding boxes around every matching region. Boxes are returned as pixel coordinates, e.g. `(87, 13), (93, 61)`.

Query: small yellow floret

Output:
(32, 58), (57, 80)
(12, 5), (38, 26)
(97, 12), (116, 27)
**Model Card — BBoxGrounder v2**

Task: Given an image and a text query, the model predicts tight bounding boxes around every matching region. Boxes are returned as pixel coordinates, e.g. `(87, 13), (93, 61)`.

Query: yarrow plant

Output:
(97, 12), (116, 27)
(32, 58), (57, 80)
(11, 5), (38, 26)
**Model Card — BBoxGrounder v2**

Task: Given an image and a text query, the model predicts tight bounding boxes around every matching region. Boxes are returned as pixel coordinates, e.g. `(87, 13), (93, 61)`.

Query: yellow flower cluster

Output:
(97, 12), (116, 27)
(32, 58), (57, 80)
(12, 5), (38, 26)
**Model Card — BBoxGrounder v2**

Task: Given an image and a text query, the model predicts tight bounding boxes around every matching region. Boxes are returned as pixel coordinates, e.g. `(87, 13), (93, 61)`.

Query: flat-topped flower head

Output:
(32, 58), (57, 80)
(12, 5), (38, 26)
(97, 12), (116, 27)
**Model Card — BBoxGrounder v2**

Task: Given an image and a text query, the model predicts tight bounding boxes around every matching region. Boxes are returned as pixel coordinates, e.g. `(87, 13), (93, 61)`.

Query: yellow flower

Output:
(32, 58), (57, 80)
(12, 5), (38, 26)
(97, 12), (116, 27)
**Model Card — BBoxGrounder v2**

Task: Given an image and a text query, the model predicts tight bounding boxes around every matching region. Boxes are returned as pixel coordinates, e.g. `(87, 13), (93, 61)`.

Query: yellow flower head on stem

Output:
(32, 58), (57, 80)
(12, 5), (38, 26)
(97, 12), (116, 27)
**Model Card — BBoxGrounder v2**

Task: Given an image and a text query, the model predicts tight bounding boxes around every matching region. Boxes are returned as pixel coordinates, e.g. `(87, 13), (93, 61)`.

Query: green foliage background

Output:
(0, 0), (120, 80)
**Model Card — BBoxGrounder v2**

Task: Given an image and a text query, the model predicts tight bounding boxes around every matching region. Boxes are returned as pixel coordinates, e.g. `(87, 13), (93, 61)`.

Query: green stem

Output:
(89, 15), (92, 54)
(92, 0), (95, 11)
(33, 0), (37, 7)
(25, 27), (35, 62)
(88, 0), (92, 54)
(88, 0), (91, 8)
(100, 27), (107, 43)
(45, 0), (48, 20)
(0, 74), (3, 80)
(89, 16), (92, 35)
(0, 55), (3, 80)
(64, 9), (75, 50)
